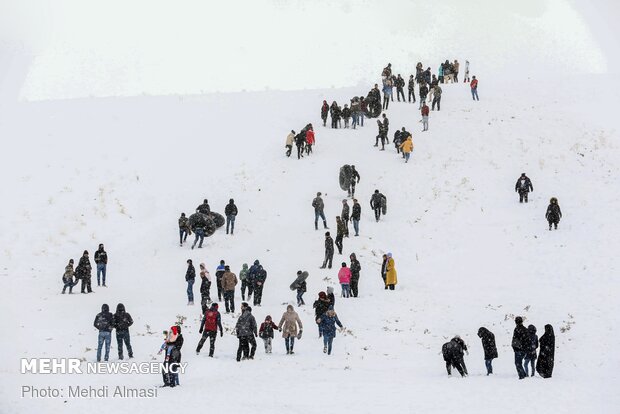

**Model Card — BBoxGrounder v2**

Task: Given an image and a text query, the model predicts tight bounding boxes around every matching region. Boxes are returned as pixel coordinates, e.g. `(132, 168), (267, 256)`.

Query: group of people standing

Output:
(285, 123), (315, 159)
(62, 243), (108, 294)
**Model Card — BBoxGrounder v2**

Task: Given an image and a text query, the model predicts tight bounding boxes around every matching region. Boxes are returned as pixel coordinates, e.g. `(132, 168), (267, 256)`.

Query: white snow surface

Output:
(1, 74), (620, 413)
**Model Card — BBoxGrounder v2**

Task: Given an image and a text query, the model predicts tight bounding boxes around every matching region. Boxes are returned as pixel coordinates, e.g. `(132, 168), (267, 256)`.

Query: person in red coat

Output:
(421, 102), (430, 131)
(305, 126), (315, 156)
(470, 76), (479, 101)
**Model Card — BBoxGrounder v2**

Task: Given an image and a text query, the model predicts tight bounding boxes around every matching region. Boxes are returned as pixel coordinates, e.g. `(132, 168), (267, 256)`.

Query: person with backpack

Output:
(253, 266), (267, 306)
(224, 198), (238, 235)
(370, 190), (386, 222)
(113, 303), (134, 360)
(278, 305), (303, 355)
(259, 315), (279, 354)
(385, 252), (397, 290)
(94, 243), (108, 287)
(341, 199), (350, 237)
(62, 259), (78, 294)
(349, 253), (361, 298)
(76, 250), (93, 294)
(515, 173), (534, 203)
(477, 327), (498, 375)
(199, 263), (212, 312)
(185, 259), (196, 305)
(536, 324), (555, 378)
(196, 303), (223, 357)
(320, 232), (335, 269)
(400, 135), (414, 163)
(178, 213), (191, 246)
(524, 325), (539, 377)
(222, 265), (238, 313)
(215, 260), (226, 302)
(337, 262), (351, 298)
(442, 336), (467, 377)
(93, 304), (114, 362)
(470, 76), (479, 100)
(546, 197), (562, 230)
(421, 101), (430, 131)
(312, 192), (328, 231)
(512, 316), (530, 379)
(321, 100), (329, 127)
(335, 216), (345, 255)
(235, 302), (258, 361)
(285, 130), (295, 157)
(317, 306), (343, 355)
(351, 199), (361, 237)
(239, 263), (250, 301)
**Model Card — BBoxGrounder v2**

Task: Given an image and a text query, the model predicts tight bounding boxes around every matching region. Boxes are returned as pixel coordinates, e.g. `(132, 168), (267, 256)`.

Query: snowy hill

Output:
(1, 72), (619, 413)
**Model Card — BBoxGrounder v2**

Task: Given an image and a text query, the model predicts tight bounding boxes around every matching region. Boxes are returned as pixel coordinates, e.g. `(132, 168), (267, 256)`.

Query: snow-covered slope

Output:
(1, 74), (619, 413)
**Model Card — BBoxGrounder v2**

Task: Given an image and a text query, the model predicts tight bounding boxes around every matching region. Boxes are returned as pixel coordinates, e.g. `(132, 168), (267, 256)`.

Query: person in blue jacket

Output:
(317, 306), (344, 355)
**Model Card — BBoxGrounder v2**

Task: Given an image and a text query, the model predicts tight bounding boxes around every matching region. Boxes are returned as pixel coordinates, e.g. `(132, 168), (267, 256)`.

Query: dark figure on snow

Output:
(185, 259), (196, 306)
(76, 250), (93, 294)
(381, 254), (388, 287)
(94, 243), (108, 287)
(512, 316), (531, 379)
(349, 253), (361, 297)
(432, 84), (442, 111)
(163, 326), (184, 387)
(395, 74), (405, 102)
(477, 327), (498, 375)
(546, 197), (562, 230)
(351, 198), (361, 236)
(94, 303), (114, 362)
(341, 200), (350, 237)
(407, 75), (416, 103)
(225, 198), (238, 235)
(313, 292), (331, 337)
(252, 265), (267, 306)
(442, 336), (468, 377)
(312, 192), (328, 230)
(348, 165), (360, 197)
(235, 302), (258, 361)
(321, 100), (329, 127)
(471, 76), (479, 100)
(330, 101), (341, 129)
(197, 199), (210, 215)
(199, 263), (211, 311)
(222, 265), (238, 313)
(320, 232), (335, 269)
(113, 303), (134, 360)
(285, 130), (295, 157)
(196, 303), (223, 357)
(375, 114), (389, 150)
(215, 260), (226, 302)
(536, 324), (555, 378)
(419, 83), (429, 110)
(370, 190), (387, 222)
(295, 129), (306, 159)
(259, 315), (279, 353)
(62, 259), (78, 294)
(515, 173), (534, 203)
(335, 216), (345, 255)
(239, 263), (250, 301)
(178, 213), (190, 246)
(342, 104), (351, 128)
(524, 324), (539, 377)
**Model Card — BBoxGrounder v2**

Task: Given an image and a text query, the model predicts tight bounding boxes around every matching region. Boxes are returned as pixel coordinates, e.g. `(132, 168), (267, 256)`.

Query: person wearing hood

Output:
(348, 165), (361, 198)
(253, 265), (267, 307)
(524, 324), (539, 377)
(197, 303), (223, 357)
(536, 324), (555, 378)
(400, 135), (414, 163)
(477, 327), (498, 375)
(259, 315), (279, 354)
(512, 316), (530, 379)
(62, 259), (78, 294)
(222, 265), (238, 313)
(515, 173), (534, 203)
(442, 336), (467, 377)
(199, 263), (212, 312)
(76, 250), (93, 294)
(317, 306), (343, 355)
(94, 243), (108, 287)
(338, 262), (352, 298)
(278, 304), (303, 355)
(321, 100), (329, 127)
(349, 253), (362, 298)
(113, 303), (134, 360)
(546, 197), (562, 230)
(313, 292), (331, 337)
(247, 260), (262, 301)
(166, 325), (184, 387)
(285, 130), (295, 157)
(305, 124), (315, 155)
(385, 253), (397, 290)
(185, 259), (196, 306)
(225, 198), (238, 235)
(235, 302), (258, 361)
(93, 304), (114, 362)
(239, 263), (250, 301)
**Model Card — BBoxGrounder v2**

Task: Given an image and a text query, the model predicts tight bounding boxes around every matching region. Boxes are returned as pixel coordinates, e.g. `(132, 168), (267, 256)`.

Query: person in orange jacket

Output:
(399, 136), (414, 163)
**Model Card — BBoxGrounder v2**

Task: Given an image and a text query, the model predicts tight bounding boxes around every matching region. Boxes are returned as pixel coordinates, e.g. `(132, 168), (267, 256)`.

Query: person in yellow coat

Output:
(385, 252), (397, 290)
(399, 135), (414, 163)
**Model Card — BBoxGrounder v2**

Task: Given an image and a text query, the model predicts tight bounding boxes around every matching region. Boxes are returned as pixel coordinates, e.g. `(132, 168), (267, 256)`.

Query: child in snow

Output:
(317, 306), (343, 355)
(158, 327), (178, 361)
(259, 315), (279, 354)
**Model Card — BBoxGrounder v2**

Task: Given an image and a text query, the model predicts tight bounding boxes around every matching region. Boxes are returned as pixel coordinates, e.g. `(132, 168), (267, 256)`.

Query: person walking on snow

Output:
(385, 252), (397, 290)
(419, 83), (429, 109)
(196, 303), (223, 357)
(408, 75), (416, 103)
(351, 199), (361, 236)
(252, 265), (267, 307)
(463, 60), (470, 83)
(295, 130), (306, 159)
(278, 305), (303, 355)
(432, 84), (442, 111)
(197, 199), (211, 214)
(348, 165), (361, 197)
(370, 190), (387, 222)
(312, 192), (328, 230)
(313, 292), (331, 336)
(341, 200), (350, 237)
(285, 130), (295, 157)
(349, 253), (361, 297)
(178, 213), (191, 246)
(400, 135), (414, 163)
(442, 336), (467, 377)
(470, 76), (479, 100)
(185, 259), (196, 305)
(421, 101), (429, 131)
(536, 324), (555, 378)
(546, 197), (562, 230)
(321, 100), (329, 127)
(199, 263), (212, 312)
(94, 243), (108, 287)
(512, 316), (530, 379)
(113, 303), (134, 360)
(93, 304), (114, 362)
(335, 216), (345, 255)
(259, 315), (279, 354)
(215, 260), (226, 302)
(515, 173), (534, 203)
(317, 306), (343, 355)
(76, 250), (93, 294)
(305, 126), (315, 155)
(291, 270), (308, 306)
(222, 265), (238, 313)
(395, 74), (405, 102)
(235, 302), (258, 361)
(524, 324), (539, 377)
(338, 262), (352, 298)
(477, 327), (498, 375)
(239, 263), (250, 301)
(320, 232), (335, 269)
(62, 259), (78, 294)
(225, 199), (238, 235)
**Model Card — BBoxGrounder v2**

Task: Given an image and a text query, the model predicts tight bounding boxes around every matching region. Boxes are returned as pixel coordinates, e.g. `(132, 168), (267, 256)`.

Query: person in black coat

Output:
(546, 197), (562, 230)
(320, 232), (334, 269)
(515, 173), (534, 203)
(442, 336), (467, 377)
(185, 259), (196, 305)
(113, 303), (134, 360)
(349, 253), (362, 298)
(351, 199), (361, 236)
(76, 250), (93, 294)
(536, 324), (555, 378)
(370, 190), (386, 222)
(313, 292), (331, 336)
(169, 326), (184, 386)
(93, 304), (114, 362)
(477, 327), (498, 375)
(512, 316), (530, 379)
(524, 324), (539, 377)
(407, 75), (416, 103)
(94, 243), (108, 287)
(197, 199), (210, 215)
(224, 199), (238, 235)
